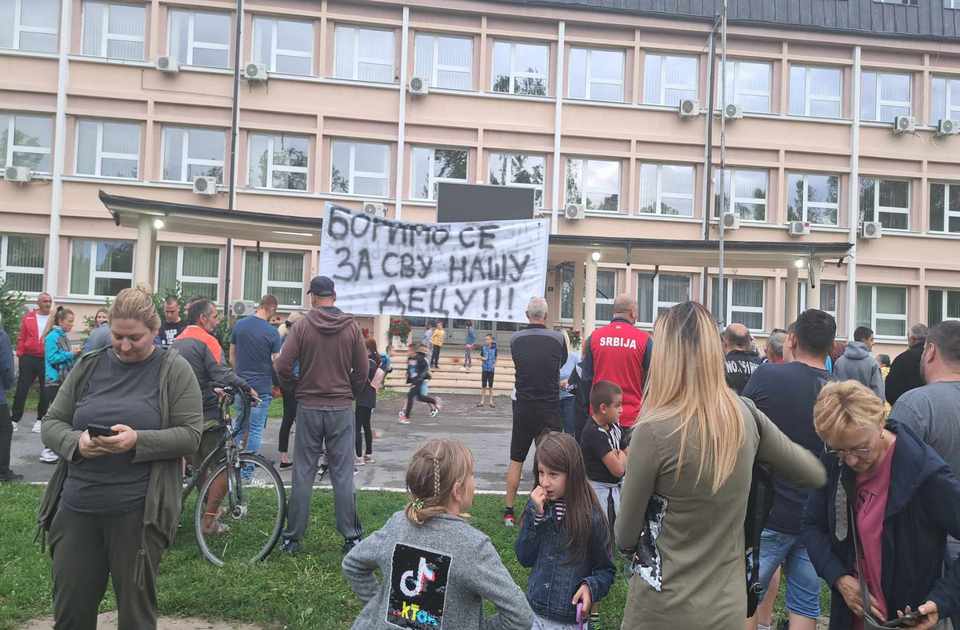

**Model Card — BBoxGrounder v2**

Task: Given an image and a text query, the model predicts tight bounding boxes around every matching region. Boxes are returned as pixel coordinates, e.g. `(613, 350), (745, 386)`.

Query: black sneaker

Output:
(280, 538), (301, 555)
(317, 464), (329, 481)
(342, 537), (361, 555)
(0, 470), (23, 483)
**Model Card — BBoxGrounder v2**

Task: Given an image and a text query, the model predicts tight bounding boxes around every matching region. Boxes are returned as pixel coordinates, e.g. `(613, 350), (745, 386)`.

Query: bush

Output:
(0, 278), (27, 346)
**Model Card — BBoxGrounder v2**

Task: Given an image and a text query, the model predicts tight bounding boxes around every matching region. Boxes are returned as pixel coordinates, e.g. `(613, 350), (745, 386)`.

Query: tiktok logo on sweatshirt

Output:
(387, 544), (451, 629)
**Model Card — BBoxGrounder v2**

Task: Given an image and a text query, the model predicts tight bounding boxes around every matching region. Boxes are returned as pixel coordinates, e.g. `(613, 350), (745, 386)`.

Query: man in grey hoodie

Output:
(834, 326), (885, 399)
(276, 276), (369, 555)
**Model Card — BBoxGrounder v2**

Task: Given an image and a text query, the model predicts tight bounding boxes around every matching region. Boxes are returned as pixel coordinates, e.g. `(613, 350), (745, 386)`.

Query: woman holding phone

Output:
(38, 287), (202, 630)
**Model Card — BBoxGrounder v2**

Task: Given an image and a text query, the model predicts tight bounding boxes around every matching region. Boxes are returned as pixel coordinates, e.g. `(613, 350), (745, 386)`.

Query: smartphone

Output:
(86, 423), (117, 438)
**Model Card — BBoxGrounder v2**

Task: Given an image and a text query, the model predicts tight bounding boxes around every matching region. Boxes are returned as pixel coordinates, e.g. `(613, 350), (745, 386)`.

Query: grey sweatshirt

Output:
(834, 341), (885, 399)
(342, 511), (533, 630)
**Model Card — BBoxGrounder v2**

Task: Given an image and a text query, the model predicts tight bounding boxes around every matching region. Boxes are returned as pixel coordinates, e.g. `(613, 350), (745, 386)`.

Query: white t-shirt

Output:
(36, 313), (50, 336)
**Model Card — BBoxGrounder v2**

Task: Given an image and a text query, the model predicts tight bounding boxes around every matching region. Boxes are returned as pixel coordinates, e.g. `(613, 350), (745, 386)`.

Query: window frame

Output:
(68, 238), (134, 298)
(595, 268), (617, 324)
(487, 151), (546, 209)
(861, 70), (912, 123)
(491, 40), (549, 97)
(860, 177), (911, 231)
(714, 277), (765, 332)
(786, 172), (840, 226)
(636, 271), (690, 326)
(858, 284), (908, 340)
(0, 113), (53, 174)
(565, 157), (621, 212)
(252, 16), (313, 76)
(81, 1), (146, 61)
(155, 244), (221, 301)
(928, 288), (960, 326)
(330, 139), (390, 198)
(160, 126), (226, 184)
(409, 146), (468, 202)
(167, 8), (230, 69)
(333, 24), (395, 84)
(638, 163), (696, 217)
(643, 53), (699, 107)
(0, 233), (45, 294)
(413, 32), (471, 91)
(568, 46), (625, 103)
(789, 64), (843, 119)
(75, 119), (141, 180)
(931, 76), (960, 122)
(797, 281), (838, 321)
(3, 0), (59, 53)
(242, 249), (305, 310)
(714, 168), (769, 222)
(247, 132), (310, 192)
(724, 59), (772, 114)
(930, 182), (960, 235)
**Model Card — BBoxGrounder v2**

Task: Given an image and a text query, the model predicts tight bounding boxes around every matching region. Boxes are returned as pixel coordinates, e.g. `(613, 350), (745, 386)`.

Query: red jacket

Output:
(582, 318), (653, 428)
(15, 310), (45, 358)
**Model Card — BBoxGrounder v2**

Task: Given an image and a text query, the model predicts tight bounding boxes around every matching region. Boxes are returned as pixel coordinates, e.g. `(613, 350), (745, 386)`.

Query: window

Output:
(252, 16), (312, 76)
(0, 233), (44, 293)
(643, 54), (697, 107)
(930, 183), (960, 234)
(796, 281), (838, 321)
(0, 0), (59, 53)
(568, 48), (624, 102)
(874, 0), (918, 4)
(596, 270), (615, 322)
(857, 284), (907, 338)
(929, 289), (960, 326)
(488, 152), (545, 208)
(157, 245), (219, 300)
(786, 173), (840, 225)
(0, 113), (52, 173)
(491, 41), (548, 96)
(637, 273), (690, 324)
(248, 132), (309, 191)
(331, 140), (389, 197)
(162, 127), (225, 183)
(168, 9), (230, 69)
(724, 60), (771, 113)
(82, 2), (145, 61)
(789, 65), (842, 118)
(931, 76), (960, 122)
(860, 178), (910, 231)
(714, 168), (768, 222)
(243, 250), (304, 308)
(639, 163), (695, 216)
(565, 158), (620, 212)
(334, 25), (394, 83)
(712, 277), (765, 331)
(410, 147), (467, 201)
(559, 262), (575, 321)
(861, 71), (911, 123)
(76, 119), (140, 179)
(413, 33), (471, 91)
(948, 0), (959, 8)
(69, 239), (133, 297)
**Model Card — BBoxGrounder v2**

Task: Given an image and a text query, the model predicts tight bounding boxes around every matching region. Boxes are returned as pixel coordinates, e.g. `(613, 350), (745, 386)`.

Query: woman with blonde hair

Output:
(616, 301), (826, 628)
(802, 380), (960, 630)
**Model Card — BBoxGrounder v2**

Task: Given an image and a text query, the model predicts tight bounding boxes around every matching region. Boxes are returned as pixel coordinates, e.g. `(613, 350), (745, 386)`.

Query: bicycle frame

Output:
(182, 387), (253, 505)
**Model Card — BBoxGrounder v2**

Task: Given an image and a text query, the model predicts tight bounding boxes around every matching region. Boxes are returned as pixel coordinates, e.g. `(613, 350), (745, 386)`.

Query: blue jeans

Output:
(559, 397), (576, 436)
(757, 528), (821, 620)
(237, 392), (272, 480)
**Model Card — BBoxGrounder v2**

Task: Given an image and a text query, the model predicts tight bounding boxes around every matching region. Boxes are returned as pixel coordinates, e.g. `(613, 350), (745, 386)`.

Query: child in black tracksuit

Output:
(398, 344), (440, 423)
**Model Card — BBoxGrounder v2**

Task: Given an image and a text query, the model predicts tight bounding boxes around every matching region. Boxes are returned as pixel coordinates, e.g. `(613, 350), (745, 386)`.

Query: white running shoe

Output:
(32, 420), (42, 433)
(39, 448), (59, 464)
(430, 407), (439, 418)
(11, 421), (18, 433)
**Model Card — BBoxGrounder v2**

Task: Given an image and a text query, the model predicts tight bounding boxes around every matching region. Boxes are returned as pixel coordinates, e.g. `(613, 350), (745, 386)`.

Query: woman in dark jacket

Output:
(355, 337), (380, 464)
(802, 380), (960, 630)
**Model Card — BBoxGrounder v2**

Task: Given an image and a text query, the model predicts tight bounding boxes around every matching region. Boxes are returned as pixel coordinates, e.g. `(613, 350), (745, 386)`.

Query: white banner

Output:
(319, 204), (550, 322)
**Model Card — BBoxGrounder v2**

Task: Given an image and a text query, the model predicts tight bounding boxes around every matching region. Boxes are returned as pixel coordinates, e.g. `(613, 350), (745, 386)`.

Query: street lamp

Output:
(591, 251), (601, 263)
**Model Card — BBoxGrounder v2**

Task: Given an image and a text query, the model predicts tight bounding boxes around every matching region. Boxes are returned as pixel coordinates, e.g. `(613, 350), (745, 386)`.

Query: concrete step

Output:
(387, 353), (514, 372)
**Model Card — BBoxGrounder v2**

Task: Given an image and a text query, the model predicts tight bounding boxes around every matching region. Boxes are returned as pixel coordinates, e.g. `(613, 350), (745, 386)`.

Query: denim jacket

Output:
(515, 499), (615, 623)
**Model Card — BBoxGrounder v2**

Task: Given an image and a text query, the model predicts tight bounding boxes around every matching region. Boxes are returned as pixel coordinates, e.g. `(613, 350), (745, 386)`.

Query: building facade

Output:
(1, 0), (959, 354)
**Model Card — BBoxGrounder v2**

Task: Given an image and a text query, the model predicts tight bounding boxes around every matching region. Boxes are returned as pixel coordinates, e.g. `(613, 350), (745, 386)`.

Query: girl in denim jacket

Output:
(515, 432), (615, 629)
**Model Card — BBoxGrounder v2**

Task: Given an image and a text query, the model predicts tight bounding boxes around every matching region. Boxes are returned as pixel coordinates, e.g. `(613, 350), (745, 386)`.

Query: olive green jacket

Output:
(37, 346), (202, 584)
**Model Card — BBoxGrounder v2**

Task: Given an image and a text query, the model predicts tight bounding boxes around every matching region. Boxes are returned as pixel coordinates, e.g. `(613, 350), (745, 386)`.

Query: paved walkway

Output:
(9, 393), (532, 492)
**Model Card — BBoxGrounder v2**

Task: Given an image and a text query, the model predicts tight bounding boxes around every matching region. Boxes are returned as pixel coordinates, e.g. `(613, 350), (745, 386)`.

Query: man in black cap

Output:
(275, 276), (369, 554)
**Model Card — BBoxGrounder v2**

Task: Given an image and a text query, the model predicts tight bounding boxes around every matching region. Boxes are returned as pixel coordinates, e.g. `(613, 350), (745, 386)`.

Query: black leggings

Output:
(404, 386), (437, 418)
(278, 386), (297, 454)
(430, 345), (442, 368)
(355, 405), (373, 457)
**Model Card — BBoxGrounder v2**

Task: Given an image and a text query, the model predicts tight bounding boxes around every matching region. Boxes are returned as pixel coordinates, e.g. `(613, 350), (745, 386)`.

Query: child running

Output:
(516, 432), (615, 630)
(399, 344), (440, 424)
(478, 334), (498, 408)
(342, 438), (534, 630)
(578, 380), (627, 529)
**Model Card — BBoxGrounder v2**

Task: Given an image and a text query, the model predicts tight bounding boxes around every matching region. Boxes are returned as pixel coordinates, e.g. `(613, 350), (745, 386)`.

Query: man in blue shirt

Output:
(230, 294), (282, 479)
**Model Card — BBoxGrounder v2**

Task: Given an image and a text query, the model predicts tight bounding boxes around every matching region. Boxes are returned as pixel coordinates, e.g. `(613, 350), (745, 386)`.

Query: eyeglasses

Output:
(825, 445), (873, 458)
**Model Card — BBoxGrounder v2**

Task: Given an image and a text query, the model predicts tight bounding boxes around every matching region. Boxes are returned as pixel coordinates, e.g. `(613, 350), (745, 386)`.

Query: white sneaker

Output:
(39, 448), (59, 464)
(32, 420), (42, 433)
(11, 421), (18, 433)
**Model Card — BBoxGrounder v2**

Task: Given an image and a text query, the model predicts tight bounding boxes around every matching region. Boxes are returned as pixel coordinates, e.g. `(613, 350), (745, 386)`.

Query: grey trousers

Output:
(283, 405), (363, 543)
(49, 505), (164, 630)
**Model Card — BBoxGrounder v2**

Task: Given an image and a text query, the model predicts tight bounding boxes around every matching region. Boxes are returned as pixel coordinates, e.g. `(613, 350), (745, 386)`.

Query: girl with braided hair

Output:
(342, 438), (533, 630)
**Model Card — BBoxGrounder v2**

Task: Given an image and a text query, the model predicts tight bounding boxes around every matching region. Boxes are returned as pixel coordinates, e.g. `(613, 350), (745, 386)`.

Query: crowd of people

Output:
(3, 278), (960, 630)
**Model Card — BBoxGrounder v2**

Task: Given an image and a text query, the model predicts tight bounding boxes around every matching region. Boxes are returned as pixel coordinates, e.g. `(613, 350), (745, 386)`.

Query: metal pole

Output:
(225, 0), (244, 313)
(718, 0), (728, 324)
(700, 27), (717, 301)
(846, 46), (862, 339)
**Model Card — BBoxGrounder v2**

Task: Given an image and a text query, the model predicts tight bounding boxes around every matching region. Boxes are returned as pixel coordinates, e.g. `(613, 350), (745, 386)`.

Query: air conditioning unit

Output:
(861, 221), (883, 240)
(936, 119), (959, 136)
(243, 63), (268, 82)
(721, 211), (741, 230)
(723, 103), (744, 120)
(362, 201), (386, 218)
(409, 76), (429, 96)
(192, 176), (218, 196)
(4, 166), (31, 183)
(893, 115), (917, 134)
(156, 56), (179, 73)
(678, 99), (701, 118)
(232, 300), (257, 318)
(564, 203), (585, 221)
(787, 220), (811, 236)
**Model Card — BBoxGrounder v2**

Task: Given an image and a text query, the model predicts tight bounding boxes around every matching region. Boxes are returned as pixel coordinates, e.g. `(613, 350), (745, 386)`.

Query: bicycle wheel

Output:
(194, 453), (286, 566)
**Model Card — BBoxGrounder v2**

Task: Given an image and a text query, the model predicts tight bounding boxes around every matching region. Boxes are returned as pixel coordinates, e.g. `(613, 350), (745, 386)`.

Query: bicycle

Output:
(181, 386), (286, 566)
